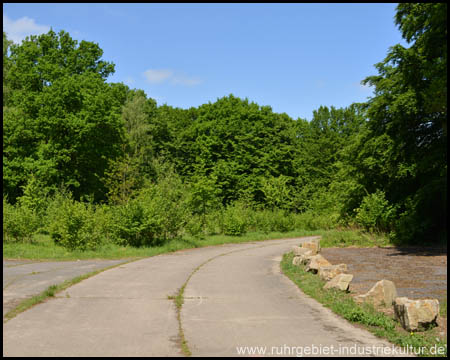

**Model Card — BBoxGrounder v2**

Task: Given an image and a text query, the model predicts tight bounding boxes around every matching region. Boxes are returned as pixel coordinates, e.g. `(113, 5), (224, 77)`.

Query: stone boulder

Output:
(305, 254), (331, 273)
(292, 252), (314, 267)
(324, 273), (353, 291)
(292, 246), (313, 257)
(394, 297), (440, 331)
(301, 238), (320, 255)
(354, 279), (398, 307)
(318, 264), (348, 281)
(299, 254), (314, 266)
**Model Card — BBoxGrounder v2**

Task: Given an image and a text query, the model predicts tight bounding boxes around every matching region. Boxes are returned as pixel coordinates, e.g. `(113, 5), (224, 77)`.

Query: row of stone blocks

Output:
(291, 239), (440, 332)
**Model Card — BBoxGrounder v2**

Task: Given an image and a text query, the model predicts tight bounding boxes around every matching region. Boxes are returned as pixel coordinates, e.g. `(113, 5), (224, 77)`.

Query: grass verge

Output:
(3, 230), (322, 260)
(280, 252), (447, 357)
(3, 258), (138, 323)
(3, 228), (391, 261)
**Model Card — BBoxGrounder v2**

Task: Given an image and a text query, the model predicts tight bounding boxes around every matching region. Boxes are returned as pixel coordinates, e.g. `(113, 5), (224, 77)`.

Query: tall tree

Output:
(360, 3), (447, 243)
(3, 30), (126, 202)
(3, 32), (13, 106)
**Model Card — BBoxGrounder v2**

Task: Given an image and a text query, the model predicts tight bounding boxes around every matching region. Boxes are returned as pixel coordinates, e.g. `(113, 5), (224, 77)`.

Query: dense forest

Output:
(3, 3), (447, 250)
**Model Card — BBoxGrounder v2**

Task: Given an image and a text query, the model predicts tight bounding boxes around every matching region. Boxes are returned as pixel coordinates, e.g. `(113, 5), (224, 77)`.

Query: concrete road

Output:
(3, 237), (403, 357)
(3, 258), (131, 317)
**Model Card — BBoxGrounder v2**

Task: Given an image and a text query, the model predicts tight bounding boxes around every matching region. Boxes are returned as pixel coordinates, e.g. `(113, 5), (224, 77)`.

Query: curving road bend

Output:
(3, 237), (403, 357)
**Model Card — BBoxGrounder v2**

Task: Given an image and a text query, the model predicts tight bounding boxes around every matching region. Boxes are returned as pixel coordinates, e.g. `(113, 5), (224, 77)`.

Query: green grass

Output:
(281, 252), (447, 357)
(320, 228), (391, 248)
(3, 230), (323, 261)
(3, 228), (393, 261)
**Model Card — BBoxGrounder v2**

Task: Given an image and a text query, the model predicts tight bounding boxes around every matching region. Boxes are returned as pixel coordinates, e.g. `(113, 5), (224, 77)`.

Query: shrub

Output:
(253, 209), (296, 233)
(293, 211), (339, 231)
(222, 202), (248, 236)
(185, 215), (205, 238)
(110, 174), (190, 247)
(269, 209), (296, 232)
(355, 190), (396, 233)
(110, 198), (164, 247)
(3, 197), (40, 243)
(16, 174), (49, 217)
(47, 193), (105, 251)
(204, 209), (224, 235)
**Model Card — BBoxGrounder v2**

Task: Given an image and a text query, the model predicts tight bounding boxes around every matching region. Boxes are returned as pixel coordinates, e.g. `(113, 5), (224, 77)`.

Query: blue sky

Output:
(3, 3), (407, 121)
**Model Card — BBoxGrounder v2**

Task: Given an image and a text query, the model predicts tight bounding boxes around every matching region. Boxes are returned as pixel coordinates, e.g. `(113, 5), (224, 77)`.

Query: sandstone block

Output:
(301, 238), (321, 255)
(292, 246), (313, 257)
(292, 256), (302, 266)
(305, 254), (331, 273)
(299, 254), (314, 266)
(354, 279), (398, 307)
(394, 297), (440, 331)
(318, 264), (348, 281)
(324, 273), (353, 291)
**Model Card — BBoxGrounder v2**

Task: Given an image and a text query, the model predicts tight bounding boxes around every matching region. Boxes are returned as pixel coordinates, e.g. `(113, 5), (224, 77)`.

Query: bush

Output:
(3, 197), (40, 243)
(185, 214), (205, 238)
(110, 174), (190, 247)
(46, 191), (106, 251)
(222, 202), (248, 236)
(204, 209), (224, 235)
(110, 198), (164, 247)
(269, 209), (296, 232)
(355, 190), (396, 233)
(252, 209), (296, 233)
(293, 211), (339, 231)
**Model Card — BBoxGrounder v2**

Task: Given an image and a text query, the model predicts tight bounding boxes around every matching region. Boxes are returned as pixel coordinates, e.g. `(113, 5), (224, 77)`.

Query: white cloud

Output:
(3, 13), (50, 44)
(143, 68), (202, 86)
(171, 75), (202, 86)
(143, 69), (173, 84)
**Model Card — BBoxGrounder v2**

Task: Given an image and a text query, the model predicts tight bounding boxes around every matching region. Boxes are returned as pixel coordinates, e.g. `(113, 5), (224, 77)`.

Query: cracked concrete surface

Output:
(3, 259), (130, 317)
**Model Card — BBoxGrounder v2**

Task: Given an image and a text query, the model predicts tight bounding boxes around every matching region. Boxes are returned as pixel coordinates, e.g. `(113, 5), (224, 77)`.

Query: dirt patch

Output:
(321, 246), (447, 300)
(321, 246), (447, 339)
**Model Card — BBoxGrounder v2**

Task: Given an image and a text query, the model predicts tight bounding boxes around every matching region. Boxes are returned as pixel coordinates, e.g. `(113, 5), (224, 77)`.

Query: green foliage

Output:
(3, 31), (13, 106)
(320, 229), (390, 248)
(293, 211), (339, 231)
(355, 190), (396, 233)
(110, 197), (164, 247)
(3, 12), (446, 248)
(360, 3), (447, 243)
(3, 29), (126, 203)
(222, 201), (249, 236)
(47, 193), (106, 251)
(103, 153), (143, 205)
(110, 169), (190, 247)
(174, 95), (298, 206)
(252, 209), (296, 233)
(3, 197), (39, 243)
(186, 172), (221, 229)
(185, 215), (205, 238)
(16, 174), (49, 217)
(260, 175), (292, 210)
(204, 209), (224, 235)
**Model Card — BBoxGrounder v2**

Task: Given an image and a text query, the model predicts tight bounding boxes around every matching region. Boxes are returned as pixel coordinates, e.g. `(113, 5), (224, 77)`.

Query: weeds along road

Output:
(3, 237), (400, 357)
